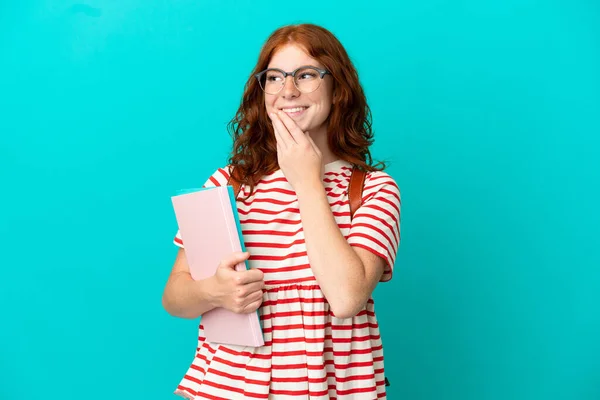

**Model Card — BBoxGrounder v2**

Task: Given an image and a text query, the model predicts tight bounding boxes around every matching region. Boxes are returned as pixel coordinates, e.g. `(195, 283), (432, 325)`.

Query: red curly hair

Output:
(227, 23), (385, 196)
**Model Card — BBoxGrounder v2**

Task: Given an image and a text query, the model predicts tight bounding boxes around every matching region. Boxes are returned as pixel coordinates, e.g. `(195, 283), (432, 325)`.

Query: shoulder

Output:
(362, 169), (401, 202)
(202, 165), (233, 188)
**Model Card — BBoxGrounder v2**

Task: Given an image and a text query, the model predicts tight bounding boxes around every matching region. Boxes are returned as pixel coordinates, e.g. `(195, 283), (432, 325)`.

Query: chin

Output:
(305, 120), (326, 134)
(299, 122), (311, 131)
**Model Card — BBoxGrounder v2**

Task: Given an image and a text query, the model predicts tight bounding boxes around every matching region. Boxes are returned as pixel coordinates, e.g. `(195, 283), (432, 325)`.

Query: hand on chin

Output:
(268, 110), (323, 192)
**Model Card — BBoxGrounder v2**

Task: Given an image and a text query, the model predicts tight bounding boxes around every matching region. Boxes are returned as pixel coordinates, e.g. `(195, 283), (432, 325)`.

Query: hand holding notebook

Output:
(171, 186), (265, 347)
(209, 251), (265, 314)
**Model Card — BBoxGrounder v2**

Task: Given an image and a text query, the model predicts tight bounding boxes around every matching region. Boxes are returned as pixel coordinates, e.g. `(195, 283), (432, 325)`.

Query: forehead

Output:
(267, 44), (323, 70)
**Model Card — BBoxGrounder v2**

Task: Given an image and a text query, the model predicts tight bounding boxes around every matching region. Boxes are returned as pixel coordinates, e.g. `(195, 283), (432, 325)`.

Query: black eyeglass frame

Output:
(254, 65), (331, 94)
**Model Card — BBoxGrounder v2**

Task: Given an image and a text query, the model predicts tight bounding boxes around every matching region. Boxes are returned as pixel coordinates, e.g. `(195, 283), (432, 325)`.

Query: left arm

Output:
(269, 110), (388, 318)
(295, 180), (385, 318)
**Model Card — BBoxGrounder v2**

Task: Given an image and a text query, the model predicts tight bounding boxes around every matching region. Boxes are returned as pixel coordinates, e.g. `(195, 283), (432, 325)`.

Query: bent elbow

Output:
(162, 292), (183, 318)
(161, 293), (176, 316)
(329, 299), (366, 319)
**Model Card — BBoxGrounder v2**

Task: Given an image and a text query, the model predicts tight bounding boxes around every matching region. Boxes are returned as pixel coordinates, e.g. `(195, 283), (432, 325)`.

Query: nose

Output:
(281, 75), (300, 98)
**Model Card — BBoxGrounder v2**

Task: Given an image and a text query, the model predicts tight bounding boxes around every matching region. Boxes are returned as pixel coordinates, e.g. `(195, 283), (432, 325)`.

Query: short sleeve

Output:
(173, 165), (232, 248)
(347, 171), (401, 282)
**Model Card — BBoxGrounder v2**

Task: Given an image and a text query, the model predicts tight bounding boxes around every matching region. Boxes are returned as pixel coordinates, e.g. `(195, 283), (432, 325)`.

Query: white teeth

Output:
(282, 107), (307, 113)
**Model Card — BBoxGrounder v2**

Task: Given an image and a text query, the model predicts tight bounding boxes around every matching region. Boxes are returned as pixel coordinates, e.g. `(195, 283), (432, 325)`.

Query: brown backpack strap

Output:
(228, 166), (366, 220)
(348, 167), (366, 220)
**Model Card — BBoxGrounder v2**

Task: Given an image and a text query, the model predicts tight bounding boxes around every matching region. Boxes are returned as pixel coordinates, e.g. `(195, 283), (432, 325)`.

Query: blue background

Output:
(1, 1), (599, 399)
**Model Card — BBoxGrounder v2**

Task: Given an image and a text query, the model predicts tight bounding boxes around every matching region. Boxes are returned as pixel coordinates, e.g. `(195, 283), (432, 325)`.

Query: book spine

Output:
(219, 188), (240, 255)
(220, 188), (263, 345)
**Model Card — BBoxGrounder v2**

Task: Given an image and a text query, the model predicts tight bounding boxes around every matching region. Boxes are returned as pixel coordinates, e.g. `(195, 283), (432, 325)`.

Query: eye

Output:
(266, 74), (283, 82)
(298, 71), (318, 80)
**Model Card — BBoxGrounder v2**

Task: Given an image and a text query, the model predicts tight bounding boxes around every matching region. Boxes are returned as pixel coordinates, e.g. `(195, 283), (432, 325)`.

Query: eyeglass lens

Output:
(259, 67), (323, 94)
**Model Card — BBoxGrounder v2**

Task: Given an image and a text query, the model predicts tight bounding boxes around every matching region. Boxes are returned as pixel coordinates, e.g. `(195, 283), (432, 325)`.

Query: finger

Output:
(237, 290), (263, 314)
(242, 281), (265, 295)
(236, 268), (264, 285)
(270, 115), (288, 150)
(277, 110), (307, 144)
(270, 112), (296, 145)
(244, 298), (263, 314)
(219, 251), (250, 270)
(246, 289), (264, 304)
(247, 268), (265, 283)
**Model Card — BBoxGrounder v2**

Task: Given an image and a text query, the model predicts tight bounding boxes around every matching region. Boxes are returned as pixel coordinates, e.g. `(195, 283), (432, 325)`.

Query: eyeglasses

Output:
(255, 65), (331, 95)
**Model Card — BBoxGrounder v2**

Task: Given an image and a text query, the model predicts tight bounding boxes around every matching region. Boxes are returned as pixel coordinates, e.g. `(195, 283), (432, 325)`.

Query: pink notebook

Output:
(171, 185), (264, 347)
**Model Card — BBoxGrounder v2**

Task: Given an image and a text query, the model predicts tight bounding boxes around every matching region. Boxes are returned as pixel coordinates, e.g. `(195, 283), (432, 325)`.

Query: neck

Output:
(308, 129), (337, 166)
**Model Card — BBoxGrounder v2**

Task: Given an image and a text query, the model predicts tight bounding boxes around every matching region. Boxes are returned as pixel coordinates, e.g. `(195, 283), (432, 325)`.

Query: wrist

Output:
(295, 177), (324, 198)
(196, 276), (220, 309)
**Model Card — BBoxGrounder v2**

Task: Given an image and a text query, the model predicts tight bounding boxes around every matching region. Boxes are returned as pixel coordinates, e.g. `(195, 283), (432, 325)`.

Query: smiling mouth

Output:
(280, 106), (309, 116)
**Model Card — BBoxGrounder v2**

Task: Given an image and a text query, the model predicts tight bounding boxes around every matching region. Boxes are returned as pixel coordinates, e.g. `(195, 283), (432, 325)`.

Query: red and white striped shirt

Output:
(173, 159), (401, 399)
